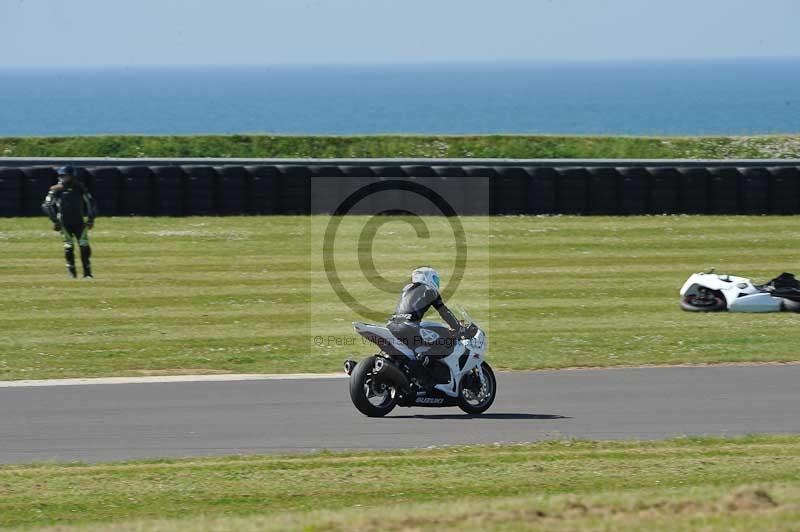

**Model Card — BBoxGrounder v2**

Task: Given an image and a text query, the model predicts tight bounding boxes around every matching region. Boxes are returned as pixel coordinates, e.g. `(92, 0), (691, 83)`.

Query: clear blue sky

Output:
(1, 0), (798, 67)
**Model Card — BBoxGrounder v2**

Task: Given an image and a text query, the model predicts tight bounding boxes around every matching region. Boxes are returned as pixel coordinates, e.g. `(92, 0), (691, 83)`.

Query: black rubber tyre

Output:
(458, 362), (497, 415)
(782, 298), (800, 313)
(349, 356), (397, 417)
(680, 292), (727, 312)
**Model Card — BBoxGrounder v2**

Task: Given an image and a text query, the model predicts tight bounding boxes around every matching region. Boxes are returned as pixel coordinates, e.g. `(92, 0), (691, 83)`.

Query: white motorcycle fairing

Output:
(728, 293), (784, 312)
(680, 272), (782, 312)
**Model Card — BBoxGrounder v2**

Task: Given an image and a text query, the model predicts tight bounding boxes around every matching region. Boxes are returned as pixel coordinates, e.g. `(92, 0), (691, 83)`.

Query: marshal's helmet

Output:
(411, 266), (440, 290)
(57, 165), (76, 183)
(57, 165), (76, 177)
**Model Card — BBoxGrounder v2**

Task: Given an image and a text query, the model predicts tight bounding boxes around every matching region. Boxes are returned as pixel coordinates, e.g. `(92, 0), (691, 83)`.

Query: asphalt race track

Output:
(1, 365), (798, 463)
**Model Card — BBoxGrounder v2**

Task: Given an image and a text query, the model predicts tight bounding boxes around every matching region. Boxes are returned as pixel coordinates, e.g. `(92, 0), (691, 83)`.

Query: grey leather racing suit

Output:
(388, 282), (461, 356)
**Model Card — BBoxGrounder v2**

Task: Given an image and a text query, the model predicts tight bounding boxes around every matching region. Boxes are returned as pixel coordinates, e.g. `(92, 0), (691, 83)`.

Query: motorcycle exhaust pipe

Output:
(343, 359), (357, 376)
(373, 357), (411, 394)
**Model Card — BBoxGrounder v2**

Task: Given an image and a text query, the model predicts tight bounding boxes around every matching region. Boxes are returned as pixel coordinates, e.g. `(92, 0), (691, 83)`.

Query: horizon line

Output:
(1, 55), (799, 70)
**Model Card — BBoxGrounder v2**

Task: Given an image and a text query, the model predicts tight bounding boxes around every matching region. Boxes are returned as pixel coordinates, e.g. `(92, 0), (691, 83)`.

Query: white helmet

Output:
(411, 267), (440, 290)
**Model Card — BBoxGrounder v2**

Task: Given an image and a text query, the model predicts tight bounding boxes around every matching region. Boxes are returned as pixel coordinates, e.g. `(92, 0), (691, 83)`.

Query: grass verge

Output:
(2, 215), (800, 380)
(1, 436), (798, 530)
(1, 133), (800, 159)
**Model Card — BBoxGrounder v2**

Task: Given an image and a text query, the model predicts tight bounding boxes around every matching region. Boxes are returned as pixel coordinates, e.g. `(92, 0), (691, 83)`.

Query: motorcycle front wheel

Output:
(349, 356), (398, 417)
(458, 362), (496, 415)
(680, 292), (726, 312)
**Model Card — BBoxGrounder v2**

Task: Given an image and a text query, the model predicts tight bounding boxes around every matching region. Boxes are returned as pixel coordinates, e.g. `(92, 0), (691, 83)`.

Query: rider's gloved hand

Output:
(460, 323), (479, 339)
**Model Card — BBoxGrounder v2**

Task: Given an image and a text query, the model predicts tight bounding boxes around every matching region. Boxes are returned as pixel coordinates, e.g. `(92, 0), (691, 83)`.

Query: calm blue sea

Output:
(1, 59), (799, 136)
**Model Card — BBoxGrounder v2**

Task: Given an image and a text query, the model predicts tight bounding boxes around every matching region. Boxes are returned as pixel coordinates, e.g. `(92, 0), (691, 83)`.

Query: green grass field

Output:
(2, 133), (800, 159)
(1, 436), (798, 531)
(1, 215), (800, 381)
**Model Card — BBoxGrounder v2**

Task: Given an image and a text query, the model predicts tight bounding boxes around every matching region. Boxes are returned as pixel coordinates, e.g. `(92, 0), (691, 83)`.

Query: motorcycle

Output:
(680, 270), (800, 313)
(343, 307), (496, 417)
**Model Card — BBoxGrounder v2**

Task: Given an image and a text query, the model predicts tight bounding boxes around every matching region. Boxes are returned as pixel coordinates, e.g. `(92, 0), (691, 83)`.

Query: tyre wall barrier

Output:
(21, 167), (58, 217)
(1, 163), (799, 216)
(0, 168), (25, 217)
(120, 166), (155, 216)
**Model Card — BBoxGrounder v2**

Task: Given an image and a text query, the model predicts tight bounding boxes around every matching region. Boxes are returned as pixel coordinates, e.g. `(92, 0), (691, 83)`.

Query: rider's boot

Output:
(65, 247), (77, 278)
(80, 245), (93, 279)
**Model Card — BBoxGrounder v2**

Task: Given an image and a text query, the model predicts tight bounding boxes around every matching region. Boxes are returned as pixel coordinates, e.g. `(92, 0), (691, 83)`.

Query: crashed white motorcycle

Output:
(680, 271), (800, 313)
(344, 307), (496, 417)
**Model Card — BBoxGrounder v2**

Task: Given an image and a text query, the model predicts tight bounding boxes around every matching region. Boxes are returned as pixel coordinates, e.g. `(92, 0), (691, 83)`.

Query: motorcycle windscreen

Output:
(728, 293), (783, 313)
(450, 305), (475, 326)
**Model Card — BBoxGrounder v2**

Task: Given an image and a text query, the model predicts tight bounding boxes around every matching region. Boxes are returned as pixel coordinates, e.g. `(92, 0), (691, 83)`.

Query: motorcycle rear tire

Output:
(782, 299), (800, 313)
(349, 356), (397, 417)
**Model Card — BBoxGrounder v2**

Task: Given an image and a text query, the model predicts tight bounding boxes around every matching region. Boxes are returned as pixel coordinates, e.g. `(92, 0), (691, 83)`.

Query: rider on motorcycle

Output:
(388, 267), (462, 362)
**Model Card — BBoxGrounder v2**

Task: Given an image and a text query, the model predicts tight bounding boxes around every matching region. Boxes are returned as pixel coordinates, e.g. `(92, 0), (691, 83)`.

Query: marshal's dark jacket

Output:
(42, 181), (97, 226)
